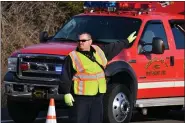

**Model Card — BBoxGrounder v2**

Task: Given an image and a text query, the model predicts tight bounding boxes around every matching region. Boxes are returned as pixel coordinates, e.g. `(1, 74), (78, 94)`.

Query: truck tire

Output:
(7, 97), (40, 123)
(103, 84), (134, 123)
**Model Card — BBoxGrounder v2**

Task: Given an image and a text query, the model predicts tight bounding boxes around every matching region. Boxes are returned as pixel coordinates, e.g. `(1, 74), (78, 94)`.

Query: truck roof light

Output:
(84, 1), (117, 8)
(83, 1), (155, 14)
(118, 2), (134, 10)
(117, 2), (153, 11)
(84, 1), (117, 12)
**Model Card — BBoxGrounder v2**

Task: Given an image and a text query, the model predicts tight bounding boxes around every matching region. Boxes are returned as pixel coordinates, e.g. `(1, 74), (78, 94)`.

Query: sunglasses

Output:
(77, 39), (91, 42)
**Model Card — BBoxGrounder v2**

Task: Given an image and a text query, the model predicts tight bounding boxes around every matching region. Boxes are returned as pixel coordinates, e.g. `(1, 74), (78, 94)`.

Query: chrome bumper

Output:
(4, 81), (64, 100)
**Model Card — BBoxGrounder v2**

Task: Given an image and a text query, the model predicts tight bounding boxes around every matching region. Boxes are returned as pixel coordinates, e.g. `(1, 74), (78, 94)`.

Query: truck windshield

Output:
(53, 15), (142, 44)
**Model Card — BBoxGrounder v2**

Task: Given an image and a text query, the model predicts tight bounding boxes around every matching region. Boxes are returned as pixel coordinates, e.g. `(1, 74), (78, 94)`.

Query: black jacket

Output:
(59, 39), (129, 94)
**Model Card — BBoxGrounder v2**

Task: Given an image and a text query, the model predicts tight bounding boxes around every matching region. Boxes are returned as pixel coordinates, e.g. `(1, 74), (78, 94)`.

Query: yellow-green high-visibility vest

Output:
(69, 45), (108, 96)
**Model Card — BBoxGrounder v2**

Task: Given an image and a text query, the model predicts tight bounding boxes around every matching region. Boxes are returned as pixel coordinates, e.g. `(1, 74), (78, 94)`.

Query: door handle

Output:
(170, 56), (174, 66)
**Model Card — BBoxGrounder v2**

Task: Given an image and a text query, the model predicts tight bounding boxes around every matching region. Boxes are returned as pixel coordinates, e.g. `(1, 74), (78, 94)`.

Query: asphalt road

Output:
(1, 108), (184, 123)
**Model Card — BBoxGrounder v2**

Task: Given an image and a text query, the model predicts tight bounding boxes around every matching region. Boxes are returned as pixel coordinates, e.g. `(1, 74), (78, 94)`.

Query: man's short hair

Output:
(78, 32), (92, 40)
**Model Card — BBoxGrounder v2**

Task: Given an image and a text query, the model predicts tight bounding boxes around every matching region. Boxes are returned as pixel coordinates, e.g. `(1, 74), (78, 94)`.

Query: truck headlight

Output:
(8, 57), (17, 72)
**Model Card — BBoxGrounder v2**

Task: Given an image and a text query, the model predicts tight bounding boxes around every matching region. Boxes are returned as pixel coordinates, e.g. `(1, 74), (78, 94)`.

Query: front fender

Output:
(105, 61), (138, 102)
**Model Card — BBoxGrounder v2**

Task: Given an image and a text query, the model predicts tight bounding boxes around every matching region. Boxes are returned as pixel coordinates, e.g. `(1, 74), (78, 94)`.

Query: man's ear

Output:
(89, 40), (93, 45)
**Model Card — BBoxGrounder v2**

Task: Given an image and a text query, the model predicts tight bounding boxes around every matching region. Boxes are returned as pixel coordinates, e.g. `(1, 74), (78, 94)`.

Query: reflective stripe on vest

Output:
(70, 51), (84, 72)
(74, 78), (106, 95)
(77, 80), (84, 95)
(91, 45), (107, 67)
(73, 71), (105, 81)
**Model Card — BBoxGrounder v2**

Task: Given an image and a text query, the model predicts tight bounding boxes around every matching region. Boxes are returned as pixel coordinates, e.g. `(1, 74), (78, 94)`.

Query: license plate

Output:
(32, 89), (47, 99)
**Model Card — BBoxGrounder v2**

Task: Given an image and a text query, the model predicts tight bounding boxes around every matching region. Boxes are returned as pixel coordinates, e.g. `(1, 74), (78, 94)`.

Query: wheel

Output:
(7, 96), (40, 123)
(103, 84), (134, 123)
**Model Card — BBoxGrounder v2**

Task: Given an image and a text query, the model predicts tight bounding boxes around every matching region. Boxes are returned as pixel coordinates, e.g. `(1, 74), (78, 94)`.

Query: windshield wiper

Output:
(53, 37), (77, 42)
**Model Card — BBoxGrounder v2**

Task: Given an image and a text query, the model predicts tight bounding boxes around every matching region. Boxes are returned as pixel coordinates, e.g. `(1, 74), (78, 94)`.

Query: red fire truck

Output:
(4, 1), (184, 123)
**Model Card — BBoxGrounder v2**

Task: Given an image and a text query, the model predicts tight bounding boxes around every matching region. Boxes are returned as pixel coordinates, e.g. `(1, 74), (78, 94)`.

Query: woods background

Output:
(1, 1), (84, 107)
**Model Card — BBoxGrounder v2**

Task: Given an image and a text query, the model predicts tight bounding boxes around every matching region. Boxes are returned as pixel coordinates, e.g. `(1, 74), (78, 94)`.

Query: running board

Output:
(135, 97), (184, 108)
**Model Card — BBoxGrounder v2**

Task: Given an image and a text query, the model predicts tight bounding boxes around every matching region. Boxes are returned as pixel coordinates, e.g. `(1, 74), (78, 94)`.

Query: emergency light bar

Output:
(83, 1), (154, 13)
(84, 1), (116, 8)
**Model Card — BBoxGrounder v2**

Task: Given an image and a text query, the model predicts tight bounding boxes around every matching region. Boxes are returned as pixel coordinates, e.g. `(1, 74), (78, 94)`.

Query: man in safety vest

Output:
(59, 31), (137, 123)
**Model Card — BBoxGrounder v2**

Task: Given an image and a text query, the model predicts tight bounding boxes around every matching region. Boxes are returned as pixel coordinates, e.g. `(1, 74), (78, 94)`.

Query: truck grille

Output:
(17, 54), (66, 81)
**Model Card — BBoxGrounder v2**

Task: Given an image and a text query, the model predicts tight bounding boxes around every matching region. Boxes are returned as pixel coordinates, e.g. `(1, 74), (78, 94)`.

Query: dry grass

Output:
(1, 1), (83, 107)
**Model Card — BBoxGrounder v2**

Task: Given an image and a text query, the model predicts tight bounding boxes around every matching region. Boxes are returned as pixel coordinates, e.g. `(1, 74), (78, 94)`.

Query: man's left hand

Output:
(127, 31), (137, 43)
(64, 93), (75, 106)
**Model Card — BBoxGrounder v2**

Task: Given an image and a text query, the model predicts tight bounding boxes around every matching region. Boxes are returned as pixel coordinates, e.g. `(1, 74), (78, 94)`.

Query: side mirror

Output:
(39, 31), (48, 43)
(152, 37), (165, 54)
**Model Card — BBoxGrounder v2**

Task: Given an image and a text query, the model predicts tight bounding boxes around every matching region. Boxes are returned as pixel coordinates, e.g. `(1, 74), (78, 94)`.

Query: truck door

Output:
(168, 20), (185, 97)
(136, 20), (176, 98)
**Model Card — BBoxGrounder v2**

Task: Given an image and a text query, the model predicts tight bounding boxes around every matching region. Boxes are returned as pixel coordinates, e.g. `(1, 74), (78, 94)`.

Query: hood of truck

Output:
(19, 42), (77, 55)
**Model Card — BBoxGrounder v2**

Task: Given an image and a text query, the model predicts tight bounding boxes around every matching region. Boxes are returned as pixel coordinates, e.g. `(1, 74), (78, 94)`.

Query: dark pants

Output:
(69, 94), (103, 123)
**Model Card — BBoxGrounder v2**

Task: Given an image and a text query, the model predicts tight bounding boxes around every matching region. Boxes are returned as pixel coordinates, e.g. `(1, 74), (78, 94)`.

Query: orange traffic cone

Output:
(46, 98), (57, 123)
